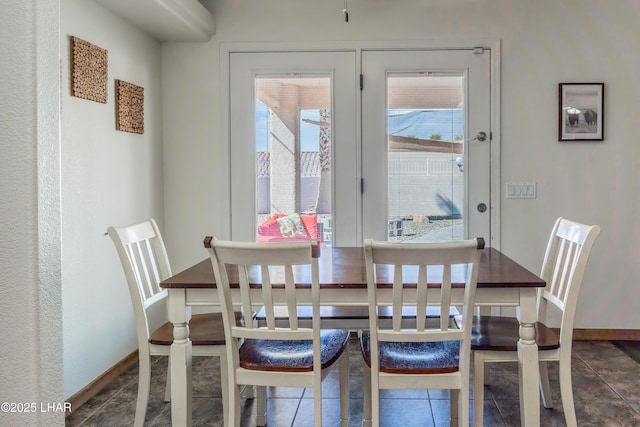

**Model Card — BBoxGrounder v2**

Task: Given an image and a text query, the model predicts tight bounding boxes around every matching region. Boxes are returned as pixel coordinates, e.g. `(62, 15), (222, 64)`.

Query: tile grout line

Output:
(71, 378), (134, 427)
(575, 346), (636, 403)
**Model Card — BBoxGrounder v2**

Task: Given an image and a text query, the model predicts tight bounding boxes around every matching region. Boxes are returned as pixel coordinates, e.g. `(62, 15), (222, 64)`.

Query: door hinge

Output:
(473, 46), (485, 54)
(360, 178), (364, 194)
(360, 74), (363, 90)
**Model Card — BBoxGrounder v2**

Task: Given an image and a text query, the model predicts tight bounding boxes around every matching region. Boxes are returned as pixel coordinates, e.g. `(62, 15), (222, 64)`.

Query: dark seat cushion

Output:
(470, 315), (560, 351)
(150, 311), (243, 346)
(360, 330), (460, 374)
(239, 329), (350, 372)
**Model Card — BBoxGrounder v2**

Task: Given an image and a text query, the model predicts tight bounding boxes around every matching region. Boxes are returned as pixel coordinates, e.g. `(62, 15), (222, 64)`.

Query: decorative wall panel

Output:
(70, 36), (108, 103)
(115, 80), (144, 134)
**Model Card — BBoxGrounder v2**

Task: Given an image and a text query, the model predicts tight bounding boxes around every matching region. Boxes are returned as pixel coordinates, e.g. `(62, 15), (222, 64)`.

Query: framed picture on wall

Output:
(558, 82), (604, 141)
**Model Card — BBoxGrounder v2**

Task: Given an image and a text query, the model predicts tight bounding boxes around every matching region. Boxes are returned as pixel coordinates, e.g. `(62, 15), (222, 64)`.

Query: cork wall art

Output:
(115, 79), (144, 134)
(70, 36), (108, 103)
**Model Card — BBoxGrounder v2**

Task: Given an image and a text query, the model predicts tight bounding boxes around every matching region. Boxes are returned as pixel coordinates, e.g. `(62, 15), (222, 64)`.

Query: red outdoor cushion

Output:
(257, 213), (318, 242)
(300, 214), (318, 240)
(257, 213), (287, 241)
(276, 214), (309, 238)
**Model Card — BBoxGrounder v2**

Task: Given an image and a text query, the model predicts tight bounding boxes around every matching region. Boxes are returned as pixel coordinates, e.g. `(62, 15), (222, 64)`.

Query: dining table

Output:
(160, 245), (545, 427)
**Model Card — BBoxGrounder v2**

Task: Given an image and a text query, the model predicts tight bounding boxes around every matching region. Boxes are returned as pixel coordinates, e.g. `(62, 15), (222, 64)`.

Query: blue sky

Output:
(256, 100), (320, 151)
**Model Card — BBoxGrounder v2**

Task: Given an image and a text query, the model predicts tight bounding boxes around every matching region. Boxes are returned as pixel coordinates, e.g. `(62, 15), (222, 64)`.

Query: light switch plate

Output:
(506, 182), (536, 199)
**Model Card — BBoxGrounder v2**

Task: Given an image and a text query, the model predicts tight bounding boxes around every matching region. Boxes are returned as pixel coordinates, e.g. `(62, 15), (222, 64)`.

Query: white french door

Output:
(361, 49), (492, 242)
(227, 44), (495, 246)
(229, 51), (358, 246)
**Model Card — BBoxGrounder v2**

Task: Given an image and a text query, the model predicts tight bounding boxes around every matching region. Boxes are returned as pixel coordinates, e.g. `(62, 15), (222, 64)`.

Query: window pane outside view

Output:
(255, 77), (332, 245)
(387, 75), (465, 242)
(254, 74), (465, 245)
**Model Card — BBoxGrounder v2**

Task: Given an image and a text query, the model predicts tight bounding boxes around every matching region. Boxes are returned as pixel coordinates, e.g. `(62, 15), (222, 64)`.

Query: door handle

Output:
(468, 131), (488, 142)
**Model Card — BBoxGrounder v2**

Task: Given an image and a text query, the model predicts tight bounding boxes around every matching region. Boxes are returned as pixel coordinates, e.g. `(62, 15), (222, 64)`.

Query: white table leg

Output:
(518, 289), (540, 427)
(168, 289), (193, 427)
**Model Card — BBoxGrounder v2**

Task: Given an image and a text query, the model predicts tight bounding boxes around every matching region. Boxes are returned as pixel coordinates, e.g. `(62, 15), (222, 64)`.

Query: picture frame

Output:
(558, 82), (604, 141)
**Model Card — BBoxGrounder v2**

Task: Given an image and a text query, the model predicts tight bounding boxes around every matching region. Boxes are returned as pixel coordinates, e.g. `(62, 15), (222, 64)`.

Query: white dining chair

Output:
(205, 237), (350, 427)
(470, 217), (600, 427)
(107, 219), (236, 427)
(360, 238), (481, 427)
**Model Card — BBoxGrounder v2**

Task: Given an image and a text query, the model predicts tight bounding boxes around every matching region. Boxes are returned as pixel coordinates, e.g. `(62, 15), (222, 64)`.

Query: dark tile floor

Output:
(66, 340), (640, 426)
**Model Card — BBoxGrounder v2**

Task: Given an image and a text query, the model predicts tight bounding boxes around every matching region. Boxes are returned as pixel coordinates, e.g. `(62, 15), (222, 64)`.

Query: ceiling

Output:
(94, 0), (216, 42)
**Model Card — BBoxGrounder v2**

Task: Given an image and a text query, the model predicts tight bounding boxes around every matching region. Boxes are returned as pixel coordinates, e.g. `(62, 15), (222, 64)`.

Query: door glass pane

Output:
(387, 74), (465, 242)
(255, 76), (332, 245)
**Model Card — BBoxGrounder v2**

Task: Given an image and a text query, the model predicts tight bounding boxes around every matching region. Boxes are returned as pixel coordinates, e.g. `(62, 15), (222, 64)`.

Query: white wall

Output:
(163, 0), (640, 330)
(0, 0), (63, 425)
(61, 0), (164, 398)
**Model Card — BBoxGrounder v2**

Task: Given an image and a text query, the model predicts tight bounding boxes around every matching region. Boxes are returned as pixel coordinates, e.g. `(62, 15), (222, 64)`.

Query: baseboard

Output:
(66, 350), (138, 416)
(572, 329), (640, 341)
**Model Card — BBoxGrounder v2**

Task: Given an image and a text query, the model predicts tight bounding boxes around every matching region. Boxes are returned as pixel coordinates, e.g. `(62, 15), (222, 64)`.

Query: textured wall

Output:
(0, 0), (40, 413)
(0, 0), (63, 425)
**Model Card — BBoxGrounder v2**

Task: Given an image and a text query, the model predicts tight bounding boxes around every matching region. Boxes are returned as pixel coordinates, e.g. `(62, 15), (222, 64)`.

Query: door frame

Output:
(220, 40), (502, 248)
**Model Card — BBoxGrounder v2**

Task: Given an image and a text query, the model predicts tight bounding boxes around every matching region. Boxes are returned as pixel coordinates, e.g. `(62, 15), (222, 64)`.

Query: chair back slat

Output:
(538, 217), (601, 345)
(560, 241), (579, 303)
(207, 239), (318, 342)
(541, 218), (600, 309)
(130, 240), (157, 301)
(284, 265), (299, 330)
(259, 264), (274, 329)
(145, 239), (163, 292)
(416, 265), (428, 331)
(440, 264), (453, 331)
(238, 265), (257, 329)
(392, 265), (403, 331)
(364, 239), (480, 347)
(549, 238), (570, 303)
(107, 219), (172, 348)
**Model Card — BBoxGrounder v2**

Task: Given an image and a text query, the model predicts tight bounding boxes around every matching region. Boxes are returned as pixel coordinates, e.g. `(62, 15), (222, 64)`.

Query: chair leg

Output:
(164, 357), (171, 402)
(449, 389), (459, 427)
(228, 380), (242, 427)
(255, 386), (267, 426)
(339, 345), (350, 427)
(371, 366), (381, 427)
(473, 352), (485, 427)
(241, 385), (256, 399)
(558, 354), (577, 427)
(314, 377), (323, 427)
(363, 363), (372, 427)
(459, 386), (470, 427)
(135, 353), (151, 427)
(219, 352), (229, 427)
(484, 364), (489, 386)
(539, 360), (553, 408)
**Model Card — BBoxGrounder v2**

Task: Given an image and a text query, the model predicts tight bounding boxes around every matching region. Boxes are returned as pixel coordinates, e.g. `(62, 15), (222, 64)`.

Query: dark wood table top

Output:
(160, 247), (545, 290)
